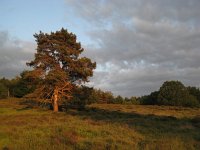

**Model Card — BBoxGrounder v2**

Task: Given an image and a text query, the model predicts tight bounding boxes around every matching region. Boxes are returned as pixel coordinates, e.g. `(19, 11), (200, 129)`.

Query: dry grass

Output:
(90, 104), (200, 118)
(0, 98), (200, 150)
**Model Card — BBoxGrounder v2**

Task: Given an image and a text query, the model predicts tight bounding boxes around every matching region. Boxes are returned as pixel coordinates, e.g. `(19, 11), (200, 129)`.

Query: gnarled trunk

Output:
(53, 88), (59, 112)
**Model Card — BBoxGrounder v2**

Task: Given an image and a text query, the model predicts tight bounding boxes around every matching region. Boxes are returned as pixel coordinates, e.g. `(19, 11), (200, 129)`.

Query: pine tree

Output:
(27, 28), (96, 112)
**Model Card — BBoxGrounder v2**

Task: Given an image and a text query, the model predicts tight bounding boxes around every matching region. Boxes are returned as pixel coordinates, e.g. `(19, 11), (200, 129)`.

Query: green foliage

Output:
(12, 86), (30, 98)
(12, 71), (35, 98)
(158, 81), (186, 105)
(157, 81), (199, 107)
(0, 78), (10, 99)
(113, 95), (124, 104)
(0, 78), (10, 88)
(97, 90), (115, 104)
(0, 71), (36, 99)
(139, 81), (200, 107)
(117, 97), (140, 105)
(26, 28), (96, 110)
(129, 96), (140, 104)
(67, 86), (94, 109)
(140, 91), (159, 105)
(0, 83), (8, 99)
(88, 89), (115, 104)
(27, 28), (96, 84)
(187, 86), (200, 103)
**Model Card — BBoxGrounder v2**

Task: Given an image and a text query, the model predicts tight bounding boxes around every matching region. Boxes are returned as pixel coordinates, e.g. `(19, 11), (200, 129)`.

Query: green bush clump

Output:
(157, 81), (199, 107)
(140, 81), (200, 107)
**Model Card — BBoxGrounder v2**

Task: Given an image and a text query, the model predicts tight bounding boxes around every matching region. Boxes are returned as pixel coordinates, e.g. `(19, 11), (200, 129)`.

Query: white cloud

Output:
(0, 31), (35, 78)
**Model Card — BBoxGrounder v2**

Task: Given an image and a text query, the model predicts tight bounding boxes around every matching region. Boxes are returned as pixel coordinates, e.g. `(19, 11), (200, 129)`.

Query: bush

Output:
(113, 95), (124, 104)
(129, 97), (140, 104)
(187, 86), (200, 103)
(181, 95), (200, 107)
(65, 86), (93, 110)
(140, 91), (159, 105)
(157, 81), (199, 107)
(138, 81), (200, 107)
(122, 97), (140, 105)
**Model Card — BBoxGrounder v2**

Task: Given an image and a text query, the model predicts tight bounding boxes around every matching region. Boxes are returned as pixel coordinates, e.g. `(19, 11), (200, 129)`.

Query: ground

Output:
(0, 98), (200, 150)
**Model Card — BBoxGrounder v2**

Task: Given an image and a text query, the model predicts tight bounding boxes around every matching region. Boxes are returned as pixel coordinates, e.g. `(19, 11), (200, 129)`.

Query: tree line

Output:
(0, 71), (35, 99)
(1, 75), (199, 108)
(0, 75), (138, 104)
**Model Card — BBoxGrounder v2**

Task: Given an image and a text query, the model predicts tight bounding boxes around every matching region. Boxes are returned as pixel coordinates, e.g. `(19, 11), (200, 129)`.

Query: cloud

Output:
(66, 0), (200, 96)
(0, 31), (35, 78)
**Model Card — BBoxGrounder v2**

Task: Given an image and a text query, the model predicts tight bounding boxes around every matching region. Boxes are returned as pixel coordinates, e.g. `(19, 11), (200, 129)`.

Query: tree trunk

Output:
(53, 88), (59, 112)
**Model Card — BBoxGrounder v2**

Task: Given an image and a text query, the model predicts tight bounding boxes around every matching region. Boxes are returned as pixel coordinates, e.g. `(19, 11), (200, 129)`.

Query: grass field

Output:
(0, 98), (200, 150)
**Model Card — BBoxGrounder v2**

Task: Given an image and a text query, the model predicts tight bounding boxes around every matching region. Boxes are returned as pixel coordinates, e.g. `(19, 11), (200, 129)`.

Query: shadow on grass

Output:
(67, 107), (200, 140)
(19, 99), (53, 110)
(16, 106), (32, 111)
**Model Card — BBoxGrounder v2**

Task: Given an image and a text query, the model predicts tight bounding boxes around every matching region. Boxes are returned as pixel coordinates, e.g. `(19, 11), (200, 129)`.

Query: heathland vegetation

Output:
(0, 98), (200, 149)
(0, 28), (200, 149)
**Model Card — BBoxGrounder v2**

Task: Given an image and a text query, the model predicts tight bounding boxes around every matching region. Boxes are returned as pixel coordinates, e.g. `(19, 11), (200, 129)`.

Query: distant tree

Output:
(140, 91), (159, 105)
(187, 86), (200, 103)
(69, 85), (94, 109)
(157, 81), (199, 107)
(0, 83), (8, 99)
(114, 95), (124, 104)
(99, 91), (114, 104)
(87, 89), (114, 104)
(0, 77), (10, 98)
(129, 96), (139, 104)
(124, 97), (130, 103)
(27, 28), (96, 112)
(12, 71), (36, 98)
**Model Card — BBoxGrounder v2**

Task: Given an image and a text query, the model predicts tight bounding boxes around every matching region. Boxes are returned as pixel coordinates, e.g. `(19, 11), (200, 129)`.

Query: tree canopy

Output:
(27, 28), (96, 112)
(157, 81), (199, 107)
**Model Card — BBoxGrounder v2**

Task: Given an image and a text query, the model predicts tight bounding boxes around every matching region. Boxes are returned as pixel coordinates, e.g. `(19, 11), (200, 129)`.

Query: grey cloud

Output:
(66, 0), (200, 26)
(0, 31), (35, 78)
(66, 0), (200, 96)
(88, 64), (200, 96)
(86, 21), (200, 70)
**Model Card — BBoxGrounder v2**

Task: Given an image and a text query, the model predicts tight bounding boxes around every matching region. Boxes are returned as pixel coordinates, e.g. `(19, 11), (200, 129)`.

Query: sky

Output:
(0, 0), (200, 97)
